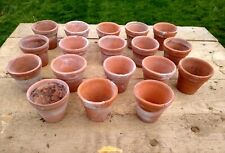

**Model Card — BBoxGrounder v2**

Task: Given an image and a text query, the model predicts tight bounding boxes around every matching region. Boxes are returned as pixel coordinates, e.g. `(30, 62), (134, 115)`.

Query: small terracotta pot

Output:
(142, 56), (176, 81)
(51, 54), (87, 92)
(19, 34), (49, 66)
(125, 21), (149, 48)
(134, 80), (174, 122)
(103, 56), (136, 93)
(64, 21), (89, 37)
(96, 22), (120, 38)
(32, 20), (58, 50)
(177, 57), (214, 94)
(153, 22), (177, 50)
(77, 78), (118, 122)
(131, 36), (159, 67)
(163, 37), (192, 65)
(59, 36), (89, 56)
(98, 35), (126, 61)
(6, 54), (42, 91)
(26, 79), (70, 122)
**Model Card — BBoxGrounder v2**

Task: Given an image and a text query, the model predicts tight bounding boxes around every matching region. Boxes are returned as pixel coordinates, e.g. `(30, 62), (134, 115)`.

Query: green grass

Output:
(0, 0), (224, 46)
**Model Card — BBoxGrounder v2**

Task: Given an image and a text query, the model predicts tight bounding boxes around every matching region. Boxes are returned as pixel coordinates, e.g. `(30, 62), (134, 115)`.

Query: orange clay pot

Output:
(131, 36), (159, 67)
(125, 21), (149, 48)
(134, 80), (174, 122)
(96, 22), (120, 38)
(98, 35), (127, 62)
(26, 79), (70, 122)
(103, 56), (136, 93)
(6, 54), (42, 91)
(19, 34), (49, 66)
(153, 22), (177, 50)
(59, 36), (89, 56)
(177, 57), (214, 94)
(64, 21), (89, 37)
(51, 54), (87, 92)
(77, 78), (118, 122)
(32, 20), (58, 50)
(163, 37), (192, 65)
(142, 56), (176, 81)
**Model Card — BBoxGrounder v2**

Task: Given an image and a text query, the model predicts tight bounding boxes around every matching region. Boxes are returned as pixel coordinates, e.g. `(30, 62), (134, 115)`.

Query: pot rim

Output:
(6, 54), (42, 76)
(96, 22), (120, 35)
(125, 21), (149, 35)
(64, 20), (89, 34)
(32, 20), (58, 34)
(153, 22), (177, 37)
(26, 79), (70, 107)
(98, 35), (127, 51)
(103, 55), (136, 77)
(51, 54), (87, 75)
(163, 37), (192, 53)
(131, 36), (159, 52)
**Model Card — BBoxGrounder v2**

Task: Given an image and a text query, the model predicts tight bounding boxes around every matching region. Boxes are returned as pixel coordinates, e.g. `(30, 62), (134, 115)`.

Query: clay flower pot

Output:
(19, 34), (49, 66)
(51, 54), (87, 92)
(125, 21), (149, 48)
(134, 80), (174, 122)
(131, 36), (159, 67)
(96, 22), (120, 38)
(6, 54), (42, 91)
(177, 57), (214, 94)
(153, 22), (177, 50)
(103, 56), (136, 93)
(163, 37), (192, 65)
(64, 21), (89, 37)
(77, 78), (118, 122)
(98, 35), (127, 61)
(59, 36), (89, 56)
(32, 20), (58, 50)
(142, 56), (176, 81)
(26, 79), (70, 122)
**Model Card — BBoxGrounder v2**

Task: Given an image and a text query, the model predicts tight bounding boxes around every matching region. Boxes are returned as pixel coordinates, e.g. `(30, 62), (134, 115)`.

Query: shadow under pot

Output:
(125, 21), (149, 49)
(163, 37), (192, 65)
(59, 36), (89, 56)
(96, 22), (120, 38)
(6, 54), (42, 91)
(32, 20), (58, 50)
(64, 21), (89, 37)
(26, 79), (70, 122)
(134, 80), (174, 123)
(103, 55), (136, 93)
(153, 22), (177, 50)
(51, 54), (87, 92)
(177, 57), (214, 94)
(19, 34), (49, 66)
(77, 78), (118, 122)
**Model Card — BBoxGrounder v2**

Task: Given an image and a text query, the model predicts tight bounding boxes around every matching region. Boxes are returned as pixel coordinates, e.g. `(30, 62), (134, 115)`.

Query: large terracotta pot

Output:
(64, 21), (89, 37)
(96, 22), (120, 38)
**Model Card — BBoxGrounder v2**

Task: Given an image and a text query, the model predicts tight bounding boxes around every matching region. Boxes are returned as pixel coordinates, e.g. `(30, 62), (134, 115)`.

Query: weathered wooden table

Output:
(0, 23), (225, 153)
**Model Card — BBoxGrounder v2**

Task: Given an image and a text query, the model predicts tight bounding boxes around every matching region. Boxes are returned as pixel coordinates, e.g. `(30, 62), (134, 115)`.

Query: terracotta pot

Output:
(177, 57), (214, 94)
(98, 35), (126, 61)
(26, 79), (70, 122)
(153, 22), (177, 50)
(163, 37), (192, 65)
(59, 36), (89, 56)
(19, 34), (49, 66)
(134, 80), (174, 122)
(142, 56), (176, 81)
(125, 21), (149, 48)
(96, 22), (120, 38)
(51, 54), (87, 92)
(32, 20), (58, 50)
(131, 36), (159, 67)
(103, 56), (136, 93)
(6, 54), (42, 91)
(77, 78), (118, 122)
(64, 21), (89, 37)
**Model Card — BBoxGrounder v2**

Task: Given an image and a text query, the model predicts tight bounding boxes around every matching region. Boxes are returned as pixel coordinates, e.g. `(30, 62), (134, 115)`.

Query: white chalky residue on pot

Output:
(15, 74), (41, 91)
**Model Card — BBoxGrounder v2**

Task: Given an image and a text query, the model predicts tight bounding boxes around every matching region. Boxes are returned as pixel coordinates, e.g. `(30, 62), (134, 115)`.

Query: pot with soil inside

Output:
(32, 20), (58, 50)
(64, 21), (89, 37)
(177, 57), (214, 94)
(26, 79), (70, 122)
(6, 54), (42, 91)
(96, 22), (120, 38)
(51, 54), (87, 92)
(77, 78), (118, 122)
(19, 34), (49, 66)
